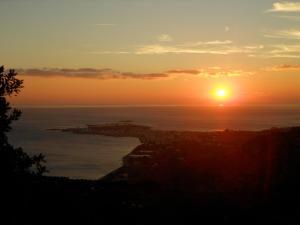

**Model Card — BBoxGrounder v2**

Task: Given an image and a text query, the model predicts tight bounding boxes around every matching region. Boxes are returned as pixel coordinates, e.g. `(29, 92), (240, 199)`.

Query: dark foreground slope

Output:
(4, 127), (300, 225)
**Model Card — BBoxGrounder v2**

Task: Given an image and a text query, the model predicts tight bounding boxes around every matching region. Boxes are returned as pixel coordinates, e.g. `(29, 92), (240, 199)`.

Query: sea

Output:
(8, 105), (300, 179)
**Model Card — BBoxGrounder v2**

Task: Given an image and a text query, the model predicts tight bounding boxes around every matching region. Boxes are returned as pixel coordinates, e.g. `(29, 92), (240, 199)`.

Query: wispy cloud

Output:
(157, 34), (173, 42)
(270, 44), (300, 53)
(88, 41), (299, 59)
(167, 67), (254, 78)
(204, 40), (232, 45)
(135, 43), (254, 55)
(264, 29), (300, 40)
(267, 1), (300, 12)
(18, 67), (253, 80)
(182, 40), (233, 47)
(166, 69), (200, 75)
(245, 45), (265, 50)
(254, 54), (300, 58)
(249, 44), (300, 58)
(265, 64), (300, 71)
(19, 68), (168, 80)
(88, 39), (264, 56)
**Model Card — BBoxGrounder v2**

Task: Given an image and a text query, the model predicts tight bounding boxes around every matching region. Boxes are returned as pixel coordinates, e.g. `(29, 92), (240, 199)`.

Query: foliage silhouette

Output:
(0, 66), (47, 176)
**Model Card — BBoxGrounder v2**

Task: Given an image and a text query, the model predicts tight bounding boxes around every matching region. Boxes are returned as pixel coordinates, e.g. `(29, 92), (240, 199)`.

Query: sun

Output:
(216, 89), (227, 98)
(210, 86), (232, 103)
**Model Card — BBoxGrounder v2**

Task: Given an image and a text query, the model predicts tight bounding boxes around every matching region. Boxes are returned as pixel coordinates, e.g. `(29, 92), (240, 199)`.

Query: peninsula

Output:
(11, 123), (300, 224)
(60, 123), (300, 205)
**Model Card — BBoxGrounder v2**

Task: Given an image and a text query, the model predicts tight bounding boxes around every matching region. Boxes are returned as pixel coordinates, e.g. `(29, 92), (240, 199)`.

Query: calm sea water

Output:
(8, 106), (300, 179)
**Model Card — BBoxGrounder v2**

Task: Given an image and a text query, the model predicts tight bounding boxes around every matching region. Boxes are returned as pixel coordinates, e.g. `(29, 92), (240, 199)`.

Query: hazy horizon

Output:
(10, 103), (300, 108)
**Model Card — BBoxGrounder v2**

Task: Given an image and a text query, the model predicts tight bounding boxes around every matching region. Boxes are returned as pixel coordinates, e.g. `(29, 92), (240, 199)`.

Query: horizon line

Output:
(11, 103), (300, 108)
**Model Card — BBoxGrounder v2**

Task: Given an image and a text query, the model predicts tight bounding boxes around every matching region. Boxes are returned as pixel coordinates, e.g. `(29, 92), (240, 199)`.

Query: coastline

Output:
(11, 123), (300, 224)
(57, 123), (300, 192)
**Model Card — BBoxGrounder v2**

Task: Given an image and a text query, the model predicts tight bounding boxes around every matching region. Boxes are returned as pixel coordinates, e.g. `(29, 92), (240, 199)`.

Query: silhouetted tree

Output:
(0, 66), (47, 176)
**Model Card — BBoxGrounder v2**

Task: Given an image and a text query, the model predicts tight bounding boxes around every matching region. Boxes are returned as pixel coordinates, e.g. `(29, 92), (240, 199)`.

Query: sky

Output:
(1, 0), (300, 106)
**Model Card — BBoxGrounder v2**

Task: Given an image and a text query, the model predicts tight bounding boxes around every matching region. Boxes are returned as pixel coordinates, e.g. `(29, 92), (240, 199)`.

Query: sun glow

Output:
(215, 89), (228, 99)
(216, 89), (227, 98)
(211, 86), (232, 104)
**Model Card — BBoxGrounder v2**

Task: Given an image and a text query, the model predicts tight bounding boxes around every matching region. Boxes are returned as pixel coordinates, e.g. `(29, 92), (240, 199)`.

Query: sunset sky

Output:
(1, 0), (300, 106)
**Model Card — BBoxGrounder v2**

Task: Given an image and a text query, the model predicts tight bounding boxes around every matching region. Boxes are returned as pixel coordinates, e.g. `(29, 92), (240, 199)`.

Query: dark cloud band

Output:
(19, 68), (169, 80)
